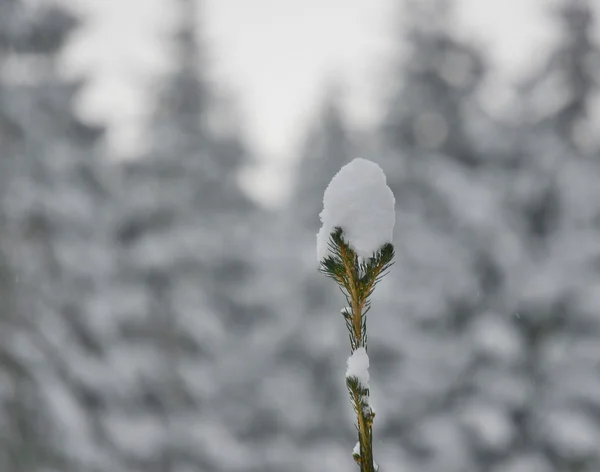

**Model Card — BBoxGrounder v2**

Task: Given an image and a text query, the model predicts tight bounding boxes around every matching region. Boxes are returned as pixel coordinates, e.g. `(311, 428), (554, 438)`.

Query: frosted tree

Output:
(292, 83), (355, 230)
(370, 0), (600, 470)
(289, 83), (357, 320)
(235, 85), (367, 471)
(364, 1), (527, 470)
(112, 0), (271, 470)
(496, 0), (600, 470)
(0, 1), (120, 471)
(378, 0), (508, 316)
(381, 0), (487, 169)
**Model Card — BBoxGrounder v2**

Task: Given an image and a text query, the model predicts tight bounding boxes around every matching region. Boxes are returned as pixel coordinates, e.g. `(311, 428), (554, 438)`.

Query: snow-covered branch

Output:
(317, 158), (395, 472)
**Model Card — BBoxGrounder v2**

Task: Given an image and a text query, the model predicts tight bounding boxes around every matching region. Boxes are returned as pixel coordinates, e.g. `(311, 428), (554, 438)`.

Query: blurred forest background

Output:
(2, 0), (600, 471)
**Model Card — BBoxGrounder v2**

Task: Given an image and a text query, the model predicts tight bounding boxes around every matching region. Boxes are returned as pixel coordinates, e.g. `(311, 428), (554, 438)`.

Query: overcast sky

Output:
(60, 0), (594, 204)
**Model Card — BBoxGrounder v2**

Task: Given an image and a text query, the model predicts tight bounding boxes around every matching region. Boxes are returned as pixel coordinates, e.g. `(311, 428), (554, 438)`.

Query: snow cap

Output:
(317, 158), (395, 262)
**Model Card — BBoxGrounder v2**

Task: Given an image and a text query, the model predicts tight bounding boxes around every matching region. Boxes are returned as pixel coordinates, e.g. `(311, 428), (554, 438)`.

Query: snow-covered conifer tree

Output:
(0, 1), (118, 470)
(292, 83), (355, 230)
(111, 0), (271, 469)
(291, 83), (357, 324)
(369, 1), (523, 470)
(498, 0), (600, 469)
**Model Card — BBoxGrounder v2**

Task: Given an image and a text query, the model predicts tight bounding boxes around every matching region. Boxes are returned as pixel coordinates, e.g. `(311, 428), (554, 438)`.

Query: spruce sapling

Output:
(317, 158), (395, 472)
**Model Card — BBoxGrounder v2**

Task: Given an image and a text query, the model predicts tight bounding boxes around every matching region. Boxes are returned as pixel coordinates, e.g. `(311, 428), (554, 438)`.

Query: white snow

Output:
(346, 347), (370, 388)
(317, 158), (395, 262)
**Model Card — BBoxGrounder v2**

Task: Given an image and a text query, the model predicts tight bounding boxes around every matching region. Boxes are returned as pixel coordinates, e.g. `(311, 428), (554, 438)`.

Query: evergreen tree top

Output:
(292, 83), (354, 229)
(151, 0), (206, 140)
(381, 0), (489, 168)
(519, 0), (598, 151)
(0, 1), (79, 56)
(144, 0), (255, 212)
(395, 0), (486, 100)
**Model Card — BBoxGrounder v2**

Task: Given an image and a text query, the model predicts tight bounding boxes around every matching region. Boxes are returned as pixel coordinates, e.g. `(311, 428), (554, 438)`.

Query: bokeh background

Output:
(2, 0), (600, 470)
